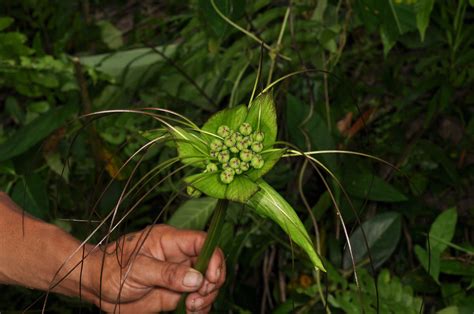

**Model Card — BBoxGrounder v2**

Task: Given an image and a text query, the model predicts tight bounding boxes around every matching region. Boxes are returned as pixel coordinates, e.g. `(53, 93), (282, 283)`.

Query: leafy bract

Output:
(185, 172), (226, 199)
(170, 126), (208, 168)
(202, 104), (248, 135)
(184, 172), (259, 203)
(246, 93), (277, 148)
(247, 180), (325, 271)
(225, 176), (259, 203)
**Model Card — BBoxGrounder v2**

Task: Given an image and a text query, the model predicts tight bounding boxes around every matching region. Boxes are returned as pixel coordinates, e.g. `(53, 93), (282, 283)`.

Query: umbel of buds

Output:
(204, 123), (266, 184)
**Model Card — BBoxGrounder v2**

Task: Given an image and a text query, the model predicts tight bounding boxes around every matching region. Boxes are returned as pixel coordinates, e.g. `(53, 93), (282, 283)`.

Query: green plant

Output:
(1, 0), (474, 312)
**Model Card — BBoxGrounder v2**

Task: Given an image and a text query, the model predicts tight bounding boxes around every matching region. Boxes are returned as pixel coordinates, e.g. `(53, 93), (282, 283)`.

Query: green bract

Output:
(171, 93), (325, 271)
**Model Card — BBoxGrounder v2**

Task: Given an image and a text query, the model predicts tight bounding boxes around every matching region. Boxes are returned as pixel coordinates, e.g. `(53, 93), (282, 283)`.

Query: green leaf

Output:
(429, 208), (457, 254)
(28, 101), (50, 113)
(440, 260), (474, 277)
(0, 17), (14, 31)
(185, 172), (226, 200)
(343, 167), (407, 202)
(96, 20), (123, 49)
(225, 176), (259, 203)
(11, 175), (49, 219)
(415, 0), (435, 42)
(170, 126), (208, 168)
(246, 149), (285, 180)
(45, 152), (69, 183)
(343, 212), (402, 269)
(247, 180), (325, 271)
(246, 93), (277, 148)
(201, 104), (248, 136)
(168, 197), (217, 230)
(415, 244), (440, 284)
(80, 45), (177, 91)
(198, 0), (245, 39)
(0, 105), (77, 162)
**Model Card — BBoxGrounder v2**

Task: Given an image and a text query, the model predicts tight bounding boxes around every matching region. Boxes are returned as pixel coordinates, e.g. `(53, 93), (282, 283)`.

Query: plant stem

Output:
(175, 199), (229, 313)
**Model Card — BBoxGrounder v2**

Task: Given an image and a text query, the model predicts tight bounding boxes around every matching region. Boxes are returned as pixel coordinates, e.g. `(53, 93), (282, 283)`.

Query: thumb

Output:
(131, 255), (204, 292)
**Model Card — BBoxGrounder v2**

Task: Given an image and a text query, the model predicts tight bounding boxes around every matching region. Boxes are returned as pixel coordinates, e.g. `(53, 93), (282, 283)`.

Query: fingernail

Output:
(183, 270), (203, 287)
(206, 283), (216, 294)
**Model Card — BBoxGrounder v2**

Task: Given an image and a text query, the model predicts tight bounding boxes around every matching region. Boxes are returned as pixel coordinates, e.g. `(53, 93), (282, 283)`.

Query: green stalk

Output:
(175, 199), (229, 313)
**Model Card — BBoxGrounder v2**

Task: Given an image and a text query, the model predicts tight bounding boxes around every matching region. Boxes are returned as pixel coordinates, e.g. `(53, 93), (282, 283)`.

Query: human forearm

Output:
(0, 192), (96, 302)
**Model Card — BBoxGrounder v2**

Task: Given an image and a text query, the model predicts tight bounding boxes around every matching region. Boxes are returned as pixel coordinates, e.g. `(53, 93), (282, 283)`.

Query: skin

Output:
(0, 192), (225, 313)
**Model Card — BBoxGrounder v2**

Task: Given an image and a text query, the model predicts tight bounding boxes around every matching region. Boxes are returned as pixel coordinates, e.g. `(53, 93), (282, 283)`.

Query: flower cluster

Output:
(205, 123), (265, 184)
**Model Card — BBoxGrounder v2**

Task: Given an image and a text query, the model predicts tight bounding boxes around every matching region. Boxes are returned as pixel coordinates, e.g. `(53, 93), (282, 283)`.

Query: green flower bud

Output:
(229, 146), (240, 153)
(235, 168), (243, 175)
(251, 154), (265, 169)
(253, 131), (265, 142)
(220, 168), (235, 184)
(217, 125), (231, 138)
(229, 157), (241, 169)
(224, 137), (236, 148)
(240, 149), (253, 162)
(206, 162), (218, 173)
(186, 186), (202, 198)
(239, 122), (252, 136)
(222, 162), (231, 170)
(210, 139), (223, 151)
(236, 138), (251, 151)
(231, 132), (243, 142)
(218, 150), (230, 163)
(251, 141), (263, 153)
(210, 150), (218, 158)
(240, 162), (250, 171)
(242, 136), (252, 147)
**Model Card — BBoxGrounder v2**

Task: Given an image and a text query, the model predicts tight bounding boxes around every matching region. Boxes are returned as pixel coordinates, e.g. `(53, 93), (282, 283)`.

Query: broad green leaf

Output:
(11, 175), (49, 220)
(97, 20), (123, 49)
(415, 0), (435, 42)
(343, 168), (407, 202)
(0, 17), (14, 31)
(185, 172), (226, 200)
(246, 149), (285, 180)
(198, 0), (245, 39)
(343, 212), (401, 270)
(0, 105), (77, 162)
(246, 93), (277, 148)
(440, 260), (474, 277)
(415, 244), (440, 284)
(429, 208), (457, 254)
(170, 127), (208, 168)
(201, 104), (248, 135)
(247, 180), (325, 271)
(80, 45), (176, 91)
(168, 197), (217, 230)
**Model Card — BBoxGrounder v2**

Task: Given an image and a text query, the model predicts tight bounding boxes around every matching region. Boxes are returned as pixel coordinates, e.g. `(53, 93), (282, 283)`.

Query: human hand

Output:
(85, 224), (226, 313)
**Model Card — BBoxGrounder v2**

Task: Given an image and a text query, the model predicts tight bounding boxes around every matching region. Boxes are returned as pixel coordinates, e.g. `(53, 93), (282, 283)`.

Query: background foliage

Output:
(0, 0), (473, 312)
